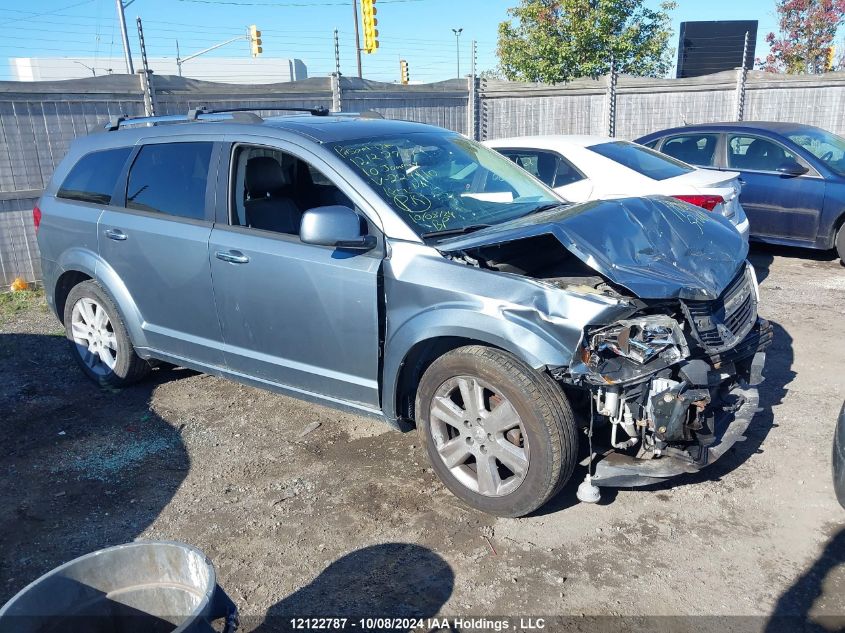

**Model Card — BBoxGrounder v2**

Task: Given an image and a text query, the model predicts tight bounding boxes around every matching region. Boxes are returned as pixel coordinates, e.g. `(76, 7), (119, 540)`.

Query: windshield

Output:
(329, 132), (561, 237)
(787, 128), (845, 177)
(588, 140), (694, 181)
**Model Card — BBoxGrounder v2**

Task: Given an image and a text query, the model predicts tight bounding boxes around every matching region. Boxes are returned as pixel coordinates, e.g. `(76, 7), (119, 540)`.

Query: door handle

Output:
(104, 228), (127, 241)
(215, 250), (250, 264)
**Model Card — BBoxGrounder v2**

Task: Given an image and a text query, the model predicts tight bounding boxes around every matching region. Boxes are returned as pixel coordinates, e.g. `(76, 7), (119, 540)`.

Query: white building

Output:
(9, 57), (308, 84)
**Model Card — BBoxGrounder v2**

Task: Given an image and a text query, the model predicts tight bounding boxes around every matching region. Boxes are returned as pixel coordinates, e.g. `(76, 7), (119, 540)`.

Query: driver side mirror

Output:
(300, 205), (376, 251)
(776, 160), (809, 177)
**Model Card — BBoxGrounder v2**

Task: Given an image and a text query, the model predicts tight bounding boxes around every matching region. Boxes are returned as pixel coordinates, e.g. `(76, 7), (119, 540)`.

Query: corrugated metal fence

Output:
(2, 69), (845, 286)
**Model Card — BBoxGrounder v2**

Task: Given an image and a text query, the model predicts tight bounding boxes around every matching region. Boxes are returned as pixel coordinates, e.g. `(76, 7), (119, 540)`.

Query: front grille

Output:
(681, 267), (757, 354)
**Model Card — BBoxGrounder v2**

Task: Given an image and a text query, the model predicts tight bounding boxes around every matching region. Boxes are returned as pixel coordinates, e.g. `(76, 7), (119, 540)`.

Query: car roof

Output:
(639, 121), (824, 139)
(485, 134), (618, 149)
(263, 115), (448, 142)
(100, 113), (452, 145)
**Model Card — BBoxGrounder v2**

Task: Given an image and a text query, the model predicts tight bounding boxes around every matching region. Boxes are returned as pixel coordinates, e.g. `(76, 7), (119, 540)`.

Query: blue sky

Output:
(0, 0), (783, 82)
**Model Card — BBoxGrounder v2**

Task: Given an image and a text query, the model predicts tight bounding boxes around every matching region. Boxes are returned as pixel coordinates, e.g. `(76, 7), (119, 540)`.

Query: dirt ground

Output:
(1, 243), (844, 632)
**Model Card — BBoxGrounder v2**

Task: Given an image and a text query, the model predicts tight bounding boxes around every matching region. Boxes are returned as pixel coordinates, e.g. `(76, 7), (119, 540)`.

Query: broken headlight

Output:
(582, 315), (689, 383)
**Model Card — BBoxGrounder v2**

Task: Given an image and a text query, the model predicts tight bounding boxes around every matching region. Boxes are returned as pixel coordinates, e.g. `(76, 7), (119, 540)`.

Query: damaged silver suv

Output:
(37, 109), (770, 517)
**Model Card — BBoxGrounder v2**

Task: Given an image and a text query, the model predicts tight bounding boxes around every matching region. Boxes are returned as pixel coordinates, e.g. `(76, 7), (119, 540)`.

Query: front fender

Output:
(55, 248), (148, 349)
(381, 307), (577, 421)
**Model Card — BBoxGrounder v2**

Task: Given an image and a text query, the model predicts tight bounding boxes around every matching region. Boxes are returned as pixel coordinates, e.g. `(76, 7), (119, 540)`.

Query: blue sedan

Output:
(636, 122), (845, 262)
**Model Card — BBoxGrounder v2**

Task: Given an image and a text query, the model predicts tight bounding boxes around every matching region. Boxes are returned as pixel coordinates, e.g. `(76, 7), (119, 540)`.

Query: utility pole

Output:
(115, 0), (135, 74)
(352, 0), (363, 78)
(452, 27), (463, 78)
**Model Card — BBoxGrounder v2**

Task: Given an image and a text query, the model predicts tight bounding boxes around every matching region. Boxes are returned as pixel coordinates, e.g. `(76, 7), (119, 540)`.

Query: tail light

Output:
(33, 205), (42, 234)
(672, 194), (724, 212)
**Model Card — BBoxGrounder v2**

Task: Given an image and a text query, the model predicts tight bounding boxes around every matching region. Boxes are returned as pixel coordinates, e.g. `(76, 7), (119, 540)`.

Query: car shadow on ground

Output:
(251, 543), (454, 633)
(533, 319), (795, 515)
(0, 333), (193, 605)
(748, 242), (840, 283)
(764, 527), (845, 633)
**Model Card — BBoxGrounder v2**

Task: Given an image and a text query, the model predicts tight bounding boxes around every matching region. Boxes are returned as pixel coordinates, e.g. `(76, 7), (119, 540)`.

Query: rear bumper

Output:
(592, 379), (761, 488)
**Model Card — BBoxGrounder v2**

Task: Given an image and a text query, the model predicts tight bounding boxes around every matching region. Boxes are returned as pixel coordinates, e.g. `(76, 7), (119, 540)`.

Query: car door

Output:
(725, 134), (826, 242)
(208, 140), (382, 409)
(99, 138), (225, 367)
(496, 148), (593, 202)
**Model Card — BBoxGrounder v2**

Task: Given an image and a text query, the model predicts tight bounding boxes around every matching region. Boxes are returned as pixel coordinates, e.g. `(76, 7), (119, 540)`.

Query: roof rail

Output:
(104, 105), (330, 131)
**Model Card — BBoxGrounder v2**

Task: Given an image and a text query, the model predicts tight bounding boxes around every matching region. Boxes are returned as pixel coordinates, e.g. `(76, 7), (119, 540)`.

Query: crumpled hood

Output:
(436, 196), (748, 300)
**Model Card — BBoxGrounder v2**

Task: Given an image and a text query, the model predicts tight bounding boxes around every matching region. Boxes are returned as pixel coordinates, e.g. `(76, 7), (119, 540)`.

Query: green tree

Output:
(497, 0), (676, 84)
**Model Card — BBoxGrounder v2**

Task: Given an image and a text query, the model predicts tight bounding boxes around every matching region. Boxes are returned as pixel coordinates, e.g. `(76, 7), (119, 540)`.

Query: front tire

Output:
(63, 281), (150, 387)
(416, 345), (578, 517)
(836, 224), (845, 265)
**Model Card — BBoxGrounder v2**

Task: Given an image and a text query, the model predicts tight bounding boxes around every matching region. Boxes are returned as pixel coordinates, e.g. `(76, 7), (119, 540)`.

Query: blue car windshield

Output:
(329, 132), (560, 237)
(787, 129), (845, 177)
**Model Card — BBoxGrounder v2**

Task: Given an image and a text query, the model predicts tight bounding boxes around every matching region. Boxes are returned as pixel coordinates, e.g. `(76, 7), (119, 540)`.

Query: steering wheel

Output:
(821, 150), (834, 161)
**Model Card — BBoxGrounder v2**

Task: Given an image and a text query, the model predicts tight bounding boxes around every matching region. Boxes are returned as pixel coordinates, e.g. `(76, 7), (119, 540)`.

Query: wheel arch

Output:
(383, 309), (573, 423)
(53, 250), (148, 349)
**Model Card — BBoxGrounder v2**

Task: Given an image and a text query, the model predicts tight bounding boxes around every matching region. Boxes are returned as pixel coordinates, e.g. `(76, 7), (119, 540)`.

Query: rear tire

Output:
(836, 224), (845, 265)
(416, 345), (578, 517)
(63, 280), (150, 387)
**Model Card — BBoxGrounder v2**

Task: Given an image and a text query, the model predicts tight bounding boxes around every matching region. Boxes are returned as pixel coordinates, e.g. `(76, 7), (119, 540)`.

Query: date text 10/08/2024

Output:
(288, 617), (547, 630)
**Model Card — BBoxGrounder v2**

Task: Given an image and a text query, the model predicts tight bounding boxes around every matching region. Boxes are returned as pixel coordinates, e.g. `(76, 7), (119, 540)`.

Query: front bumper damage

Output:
(561, 264), (772, 489)
(592, 379), (761, 487)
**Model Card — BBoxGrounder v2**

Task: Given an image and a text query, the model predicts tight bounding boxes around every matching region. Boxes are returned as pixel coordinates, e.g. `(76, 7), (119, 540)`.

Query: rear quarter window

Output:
(57, 147), (133, 205)
(588, 141), (694, 181)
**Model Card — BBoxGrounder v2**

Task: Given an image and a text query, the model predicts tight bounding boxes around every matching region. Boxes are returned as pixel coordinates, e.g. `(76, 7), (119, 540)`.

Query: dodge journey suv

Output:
(36, 109), (771, 517)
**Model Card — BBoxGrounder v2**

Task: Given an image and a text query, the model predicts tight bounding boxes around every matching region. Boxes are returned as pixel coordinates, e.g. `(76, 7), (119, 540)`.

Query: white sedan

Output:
(485, 135), (750, 240)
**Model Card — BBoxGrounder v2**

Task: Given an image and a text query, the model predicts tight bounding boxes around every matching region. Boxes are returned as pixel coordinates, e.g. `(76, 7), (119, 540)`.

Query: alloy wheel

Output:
(429, 375), (529, 497)
(70, 297), (118, 376)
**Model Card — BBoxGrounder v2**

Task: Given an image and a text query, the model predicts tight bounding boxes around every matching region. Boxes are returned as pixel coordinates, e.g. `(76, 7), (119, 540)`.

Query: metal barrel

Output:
(0, 541), (238, 633)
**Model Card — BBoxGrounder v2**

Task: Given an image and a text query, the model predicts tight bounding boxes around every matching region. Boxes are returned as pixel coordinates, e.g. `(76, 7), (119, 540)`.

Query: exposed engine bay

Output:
(447, 233), (772, 487)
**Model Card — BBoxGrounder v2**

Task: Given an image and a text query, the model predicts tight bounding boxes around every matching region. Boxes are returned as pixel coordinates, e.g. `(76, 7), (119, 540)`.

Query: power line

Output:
(0, 0), (95, 27)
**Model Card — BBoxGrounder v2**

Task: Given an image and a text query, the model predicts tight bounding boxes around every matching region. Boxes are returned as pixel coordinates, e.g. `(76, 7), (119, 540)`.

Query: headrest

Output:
(245, 156), (289, 197)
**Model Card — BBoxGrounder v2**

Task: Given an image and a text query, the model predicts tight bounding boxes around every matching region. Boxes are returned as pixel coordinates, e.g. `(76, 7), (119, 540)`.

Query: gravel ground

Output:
(1, 244), (843, 632)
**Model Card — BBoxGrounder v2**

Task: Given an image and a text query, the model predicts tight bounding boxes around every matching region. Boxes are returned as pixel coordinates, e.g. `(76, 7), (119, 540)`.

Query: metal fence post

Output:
(331, 72), (342, 112)
(734, 31), (750, 121)
(136, 17), (156, 116)
(605, 59), (617, 137)
(467, 39), (477, 140)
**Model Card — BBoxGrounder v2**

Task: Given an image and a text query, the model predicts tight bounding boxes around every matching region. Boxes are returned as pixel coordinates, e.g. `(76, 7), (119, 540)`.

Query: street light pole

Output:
(452, 27), (463, 78)
(115, 0), (135, 74)
(352, 0), (363, 78)
(72, 60), (97, 76)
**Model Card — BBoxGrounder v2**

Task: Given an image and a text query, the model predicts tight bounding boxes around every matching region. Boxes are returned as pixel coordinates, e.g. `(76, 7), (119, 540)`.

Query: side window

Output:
(640, 139), (660, 149)
(661, 134), (719, 167)
(499, 149), (584, 188)
(728, 135), (796, 172)
(126, 142), (213, 220)
(499, 150), (556, 187)
(230, 145), (354, 236)
(57, 147), (132, 205)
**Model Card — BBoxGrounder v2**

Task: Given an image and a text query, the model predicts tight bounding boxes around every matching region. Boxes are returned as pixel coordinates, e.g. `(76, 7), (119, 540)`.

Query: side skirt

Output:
(136, 347), (397, 428)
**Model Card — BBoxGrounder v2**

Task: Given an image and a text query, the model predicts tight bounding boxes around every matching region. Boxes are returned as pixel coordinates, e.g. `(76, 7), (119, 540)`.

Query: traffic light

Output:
(400, 59), (409, 84)
(361, 0), (378, 54)
(825, 46), (836, 71)
(249, 24), (262, 57)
